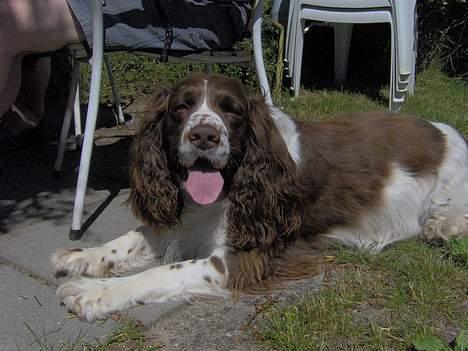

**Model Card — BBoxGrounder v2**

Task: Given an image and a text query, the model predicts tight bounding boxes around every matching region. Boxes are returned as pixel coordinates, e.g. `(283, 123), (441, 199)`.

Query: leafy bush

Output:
(417, 0), (468, 77)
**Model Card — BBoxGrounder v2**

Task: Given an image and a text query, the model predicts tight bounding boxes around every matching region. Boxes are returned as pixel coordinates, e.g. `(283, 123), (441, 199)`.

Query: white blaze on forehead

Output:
(193, 79), (217, 117)
(202, 79), (208, 106)
(182, 79), (228, 141)
(178, 78), (231, 169)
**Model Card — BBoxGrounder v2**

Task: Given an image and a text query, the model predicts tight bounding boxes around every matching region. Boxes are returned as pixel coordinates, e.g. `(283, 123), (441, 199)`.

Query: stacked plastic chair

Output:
(276, 0), (417, 111)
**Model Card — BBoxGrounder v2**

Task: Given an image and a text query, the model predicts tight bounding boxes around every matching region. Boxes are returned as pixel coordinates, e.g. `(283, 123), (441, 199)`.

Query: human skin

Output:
(0, 0), (84, 119)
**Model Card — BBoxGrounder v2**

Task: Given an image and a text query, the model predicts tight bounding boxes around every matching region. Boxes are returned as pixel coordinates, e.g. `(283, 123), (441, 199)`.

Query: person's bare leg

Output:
(0, 55), (22, 121)
(20, 56), (52, 119)
(0, 0), (83, 118)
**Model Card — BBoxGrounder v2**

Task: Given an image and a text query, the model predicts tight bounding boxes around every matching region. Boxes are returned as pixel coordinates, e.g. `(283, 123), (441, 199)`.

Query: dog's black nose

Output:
(188, 124), (220, 150)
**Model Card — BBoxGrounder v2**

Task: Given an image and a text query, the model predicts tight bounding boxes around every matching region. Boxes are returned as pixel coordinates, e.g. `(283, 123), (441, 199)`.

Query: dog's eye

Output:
(174, 103), (190, 112)
(219, 101), (241, 115)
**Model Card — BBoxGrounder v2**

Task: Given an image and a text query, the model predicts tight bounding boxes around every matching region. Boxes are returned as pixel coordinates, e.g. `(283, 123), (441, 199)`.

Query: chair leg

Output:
(73, 76), (82, 146)
(292, 18), (306, 98)
(204, 63), (213, 74)
(104, 55), (125, 125)
(70, 0), (104, 240)
(389, 22), (403, 112)
(252, 0), (272, 105)
(284, 0), (298, 81)
(54, 61), (81, 177)
(408, 5), (418, 95)
(333, 23), (353, 84)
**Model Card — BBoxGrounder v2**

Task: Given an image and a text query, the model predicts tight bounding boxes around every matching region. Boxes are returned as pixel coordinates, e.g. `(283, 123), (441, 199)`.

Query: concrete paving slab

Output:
(146, 275), (323, 351)
(0, 191), (138, 283)
(0, 263), (118, 351)
(0, 135), (186, 349)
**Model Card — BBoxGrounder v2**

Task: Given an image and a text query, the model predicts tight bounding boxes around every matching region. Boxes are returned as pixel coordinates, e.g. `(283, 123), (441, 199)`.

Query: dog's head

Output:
(128, 74), (303, 251)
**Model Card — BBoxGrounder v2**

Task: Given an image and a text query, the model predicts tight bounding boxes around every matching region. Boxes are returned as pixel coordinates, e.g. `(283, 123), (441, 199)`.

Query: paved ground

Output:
(0, 117), (178, 349)
(0, 108), (322, 350)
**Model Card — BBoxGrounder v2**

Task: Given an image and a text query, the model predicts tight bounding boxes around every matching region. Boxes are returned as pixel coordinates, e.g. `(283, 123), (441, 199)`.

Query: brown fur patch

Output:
(210, 256), (226, 274)
(227, 97), (304, 253)
(203, 275), (212, 283)
(295, 113), (446, 236)
(126, 89), (182, 230)
(227, 240), (323, 295)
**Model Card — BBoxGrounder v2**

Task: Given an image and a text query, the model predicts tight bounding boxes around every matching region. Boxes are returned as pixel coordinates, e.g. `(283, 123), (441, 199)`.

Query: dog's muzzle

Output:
(179, 119), (230, 170)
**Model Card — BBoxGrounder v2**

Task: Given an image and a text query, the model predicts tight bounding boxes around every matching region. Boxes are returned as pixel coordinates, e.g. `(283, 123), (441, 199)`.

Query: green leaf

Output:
(454, 330), (468, 351)
(413, 335), (451, 351)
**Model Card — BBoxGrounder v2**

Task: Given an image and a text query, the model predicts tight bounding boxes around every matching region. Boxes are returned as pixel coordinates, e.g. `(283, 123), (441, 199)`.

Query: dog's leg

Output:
(57, 252), (229, 322)
(52, 227), (161, 278)
(423, 123), (468, 240)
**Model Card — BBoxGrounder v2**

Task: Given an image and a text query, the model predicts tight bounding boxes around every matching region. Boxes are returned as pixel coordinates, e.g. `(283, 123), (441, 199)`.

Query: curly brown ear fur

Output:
(127, 90), (181, 230)
(227, 97), (304, 252)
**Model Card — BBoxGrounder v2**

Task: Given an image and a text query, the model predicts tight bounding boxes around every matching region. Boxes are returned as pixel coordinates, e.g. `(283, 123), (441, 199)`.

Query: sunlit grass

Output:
(259, 240), (468, 351)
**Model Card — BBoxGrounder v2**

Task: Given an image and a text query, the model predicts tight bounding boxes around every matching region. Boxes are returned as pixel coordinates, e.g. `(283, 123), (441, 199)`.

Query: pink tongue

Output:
(186, 171), (224, 205)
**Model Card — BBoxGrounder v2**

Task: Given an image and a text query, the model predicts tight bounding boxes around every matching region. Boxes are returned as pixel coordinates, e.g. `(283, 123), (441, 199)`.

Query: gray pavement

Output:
(0, 120), (322, 350)
(0, 129), (186, 350)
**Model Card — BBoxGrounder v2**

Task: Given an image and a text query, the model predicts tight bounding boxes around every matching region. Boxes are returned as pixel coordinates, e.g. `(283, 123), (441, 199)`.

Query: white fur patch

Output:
(423, 122), (468, 239)
(179, 79), (230, 169)
(270, 107), (302, 165)
(57, 254), (230, 322)
(54, 201), (230, 321)
(51, 229), (156, 277)
(324, 166), (437, 251)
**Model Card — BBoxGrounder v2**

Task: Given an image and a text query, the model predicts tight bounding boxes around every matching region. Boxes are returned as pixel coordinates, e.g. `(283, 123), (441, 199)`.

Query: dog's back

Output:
(293, 113), (468, 249)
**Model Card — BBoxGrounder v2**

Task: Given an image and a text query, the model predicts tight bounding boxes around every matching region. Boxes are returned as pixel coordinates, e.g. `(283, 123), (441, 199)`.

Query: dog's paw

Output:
(51, 247), (117, 278)
(57, 278), (130, 322)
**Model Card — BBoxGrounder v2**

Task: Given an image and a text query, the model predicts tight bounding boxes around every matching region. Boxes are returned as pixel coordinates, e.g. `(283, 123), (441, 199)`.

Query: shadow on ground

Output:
(299, 23), (391, 102)
(0, 105), (134, 234)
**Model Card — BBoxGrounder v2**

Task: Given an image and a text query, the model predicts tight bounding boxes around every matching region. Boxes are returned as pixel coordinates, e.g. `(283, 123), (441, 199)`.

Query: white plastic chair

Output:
(281, 0), (417, 111)
(57, 0), (271, 240)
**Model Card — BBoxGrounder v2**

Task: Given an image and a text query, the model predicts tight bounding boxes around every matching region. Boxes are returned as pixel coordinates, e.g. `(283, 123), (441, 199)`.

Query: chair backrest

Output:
(101, 0), (252, 55)
(299, 0), (391, 8)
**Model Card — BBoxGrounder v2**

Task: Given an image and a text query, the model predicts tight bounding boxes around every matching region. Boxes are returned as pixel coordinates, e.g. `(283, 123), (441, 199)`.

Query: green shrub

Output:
(417, 0), (468, 77)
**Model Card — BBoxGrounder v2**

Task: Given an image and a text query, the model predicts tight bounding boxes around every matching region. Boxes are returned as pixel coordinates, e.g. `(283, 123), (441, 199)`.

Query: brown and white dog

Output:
(52, 74), (468, 322)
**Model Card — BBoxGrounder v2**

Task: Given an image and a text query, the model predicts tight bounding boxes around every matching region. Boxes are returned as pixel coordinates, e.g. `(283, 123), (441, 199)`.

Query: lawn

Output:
(258, 239), (467, 351)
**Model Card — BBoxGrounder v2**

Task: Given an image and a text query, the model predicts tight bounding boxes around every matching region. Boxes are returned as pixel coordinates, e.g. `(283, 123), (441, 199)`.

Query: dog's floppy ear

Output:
(127, 89), (182, 230)
(227, 97), (304, 252)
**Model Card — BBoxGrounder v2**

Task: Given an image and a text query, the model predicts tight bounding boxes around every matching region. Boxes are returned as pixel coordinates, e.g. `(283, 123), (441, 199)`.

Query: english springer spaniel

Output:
(52, 74), (468, 322)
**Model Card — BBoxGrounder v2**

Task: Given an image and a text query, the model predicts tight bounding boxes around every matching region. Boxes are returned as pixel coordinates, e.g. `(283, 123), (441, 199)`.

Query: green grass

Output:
(28, 318), (161, 351)
(92, 319), (161, 351)
(80, 53), (200, 104)
(258, 241), (468, 351)
(278, 89), (383, 121)
(402, 64), (468, 135)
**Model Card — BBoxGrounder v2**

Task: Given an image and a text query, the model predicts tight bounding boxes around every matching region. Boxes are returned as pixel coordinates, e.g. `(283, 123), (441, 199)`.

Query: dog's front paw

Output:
(51, 247), (116, 278)
(57, 278), (130, 322)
